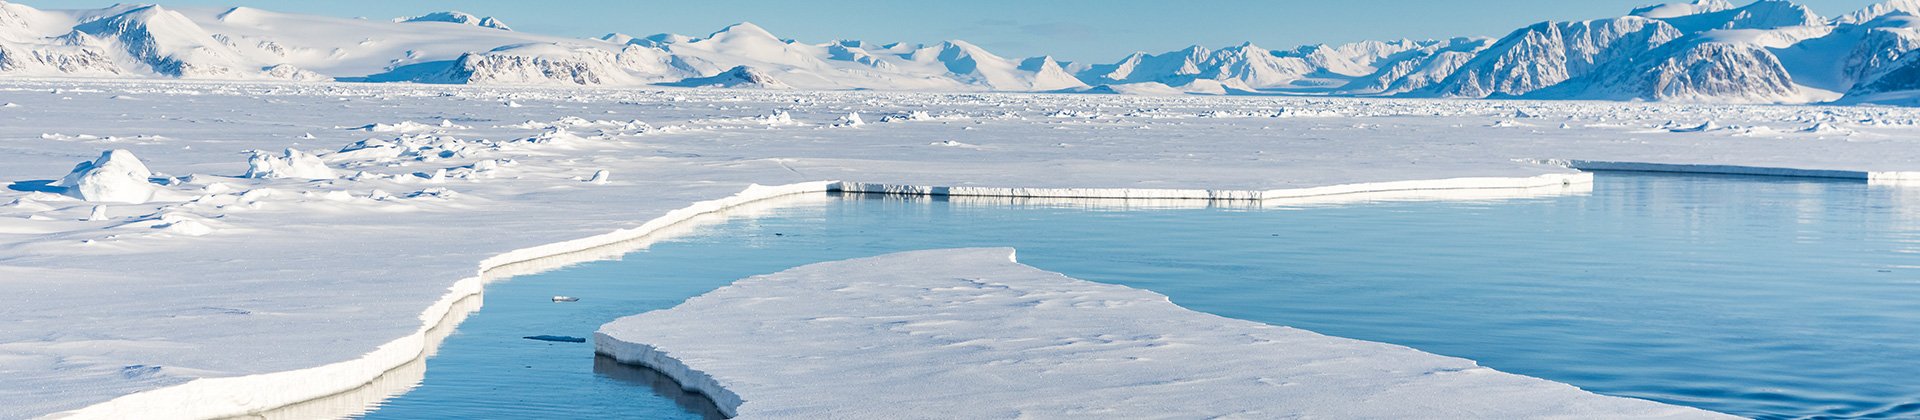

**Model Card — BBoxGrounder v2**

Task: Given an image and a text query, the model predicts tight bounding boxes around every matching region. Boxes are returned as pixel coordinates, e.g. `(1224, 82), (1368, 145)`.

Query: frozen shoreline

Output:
(6, 81), (1920, 418)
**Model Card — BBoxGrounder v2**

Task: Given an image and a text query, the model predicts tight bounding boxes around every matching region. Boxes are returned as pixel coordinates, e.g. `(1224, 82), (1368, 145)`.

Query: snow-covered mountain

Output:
(1072, 40), (1432, 94)
(396, 11), (511, 31)
(11, 0), (1920, 104)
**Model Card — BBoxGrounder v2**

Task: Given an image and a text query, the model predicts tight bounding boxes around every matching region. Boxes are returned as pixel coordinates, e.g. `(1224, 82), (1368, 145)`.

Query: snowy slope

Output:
(1425, 17), (1684, 98)
(1409, 0), (1873, 102)
(1338, 37), (1493, 95)
(1075, 40), (1429, 93)
(1837, 0), (1920, 24)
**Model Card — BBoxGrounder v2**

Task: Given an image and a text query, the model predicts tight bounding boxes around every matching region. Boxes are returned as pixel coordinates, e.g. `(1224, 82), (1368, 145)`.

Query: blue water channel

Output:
(356, 173), (1920, 420)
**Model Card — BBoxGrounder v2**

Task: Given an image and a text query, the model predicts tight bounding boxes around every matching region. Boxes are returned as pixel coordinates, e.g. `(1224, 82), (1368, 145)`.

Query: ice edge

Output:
(1533, 159), (1920, 184)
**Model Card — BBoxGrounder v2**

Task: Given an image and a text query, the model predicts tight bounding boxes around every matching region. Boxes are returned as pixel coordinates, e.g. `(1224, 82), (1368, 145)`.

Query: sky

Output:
(24, 0), (1893, 63)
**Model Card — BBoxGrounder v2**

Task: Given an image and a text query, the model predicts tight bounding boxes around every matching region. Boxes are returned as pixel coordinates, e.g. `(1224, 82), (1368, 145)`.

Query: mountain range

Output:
(5, 0), (1920, 104)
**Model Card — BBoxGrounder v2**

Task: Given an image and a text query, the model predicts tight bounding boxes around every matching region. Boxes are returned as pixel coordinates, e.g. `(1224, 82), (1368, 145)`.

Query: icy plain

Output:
(3, 80), (1920, 418)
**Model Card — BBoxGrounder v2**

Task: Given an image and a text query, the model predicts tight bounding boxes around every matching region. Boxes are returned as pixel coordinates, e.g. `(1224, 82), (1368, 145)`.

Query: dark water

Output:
(359, 173), (1920, 420)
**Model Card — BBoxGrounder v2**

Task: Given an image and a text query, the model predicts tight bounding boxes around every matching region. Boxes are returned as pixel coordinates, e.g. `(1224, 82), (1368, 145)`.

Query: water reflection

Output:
(591, 356), (725, 420)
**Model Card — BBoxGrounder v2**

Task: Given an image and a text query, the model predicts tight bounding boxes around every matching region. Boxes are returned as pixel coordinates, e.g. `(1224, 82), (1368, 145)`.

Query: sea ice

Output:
(597, 248), (1731, 419)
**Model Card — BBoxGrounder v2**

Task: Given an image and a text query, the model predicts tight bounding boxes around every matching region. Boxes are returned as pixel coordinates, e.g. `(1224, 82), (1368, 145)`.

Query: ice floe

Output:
(597, 248), (1731, 419)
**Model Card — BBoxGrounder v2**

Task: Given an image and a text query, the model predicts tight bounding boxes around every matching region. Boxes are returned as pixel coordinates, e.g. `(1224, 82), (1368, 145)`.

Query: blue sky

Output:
(27, 0), (1890, 63)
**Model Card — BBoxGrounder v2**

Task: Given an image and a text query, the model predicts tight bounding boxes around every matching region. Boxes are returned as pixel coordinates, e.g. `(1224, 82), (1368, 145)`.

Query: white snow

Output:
(596, 248), (1730, 419)
(0, 80), (1919, 418)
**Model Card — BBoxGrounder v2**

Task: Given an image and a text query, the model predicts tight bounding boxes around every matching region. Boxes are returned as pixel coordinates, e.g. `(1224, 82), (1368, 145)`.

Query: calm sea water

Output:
(358, 173), (1920, 420)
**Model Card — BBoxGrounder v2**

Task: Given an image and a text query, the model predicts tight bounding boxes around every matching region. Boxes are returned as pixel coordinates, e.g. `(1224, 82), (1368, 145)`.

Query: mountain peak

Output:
(709, 22), (778, 42)
(397, 11), (511, 31)
(1839, 0), (1920, 24)
(1630, 0), (1735, 19)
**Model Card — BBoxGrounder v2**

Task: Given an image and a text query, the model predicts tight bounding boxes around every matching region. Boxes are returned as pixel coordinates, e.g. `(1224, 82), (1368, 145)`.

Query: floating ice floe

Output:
(597, 248), (1730, 419)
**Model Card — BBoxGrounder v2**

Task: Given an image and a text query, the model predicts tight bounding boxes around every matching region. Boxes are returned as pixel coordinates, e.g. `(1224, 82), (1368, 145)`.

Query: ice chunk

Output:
(244, 149), (337, 180)
(835, 112), (864, 127)
(56, 150), (156, 204)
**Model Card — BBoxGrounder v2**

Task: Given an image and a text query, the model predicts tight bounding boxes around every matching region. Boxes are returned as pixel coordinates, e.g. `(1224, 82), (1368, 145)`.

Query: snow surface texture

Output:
(11, 1), (1920, 103)
(4, 80), (1920, 418)
(596, 248), (1731, 419)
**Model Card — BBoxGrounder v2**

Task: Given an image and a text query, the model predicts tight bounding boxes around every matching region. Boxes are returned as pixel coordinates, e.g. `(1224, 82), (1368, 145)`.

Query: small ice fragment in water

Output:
(524, 335), (586, 343)
(552, 296), (579, 302)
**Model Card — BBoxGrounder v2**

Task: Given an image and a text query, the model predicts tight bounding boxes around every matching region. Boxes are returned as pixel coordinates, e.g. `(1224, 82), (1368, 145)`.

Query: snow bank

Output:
(596, 248), (1730, 419)
(55, 149), (156, 203)
(244, 148), (336, 180)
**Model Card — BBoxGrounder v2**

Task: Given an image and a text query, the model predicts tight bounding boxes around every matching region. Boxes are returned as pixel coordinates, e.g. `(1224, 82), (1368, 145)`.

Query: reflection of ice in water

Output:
(247, 293), (480, 420)
(1876, 183), (1920, 263)
(592, 356), (725, 420)
(852, 176), (1593, 212)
